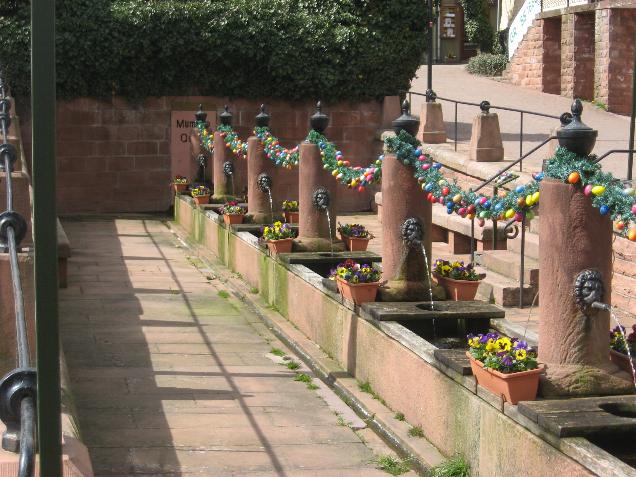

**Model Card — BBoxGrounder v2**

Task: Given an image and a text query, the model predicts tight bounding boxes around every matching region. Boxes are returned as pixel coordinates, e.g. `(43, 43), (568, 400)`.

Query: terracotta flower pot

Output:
(339, 233), (371, 252)
(193, 195), (209, 205)
(223, 214), (244, 225)
(266, 238), (294, 255)
(466, 352), (544, 404)
(434, 273), (481, 301)
(173, 183), (189, 194)
(610, 349), (636, 376)
(283, 211), (299, 224)
(336, 277), (379, 305)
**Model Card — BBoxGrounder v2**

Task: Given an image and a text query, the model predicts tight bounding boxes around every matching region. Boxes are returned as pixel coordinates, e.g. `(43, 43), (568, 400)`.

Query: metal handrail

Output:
(402, 90), (561, 171)
(0, 75), (36, 477)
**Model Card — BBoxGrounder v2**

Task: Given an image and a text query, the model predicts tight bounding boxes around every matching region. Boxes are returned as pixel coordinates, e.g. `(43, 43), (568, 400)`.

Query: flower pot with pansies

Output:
(467, 332), (544, 404)
(262, 221), (296, 255)
(191, 186), (210, 205)
(173, 175), (189, 194)
(220, 201), (246, 225)
(330, 259), (381, 306)
(282, 200), (299, 224)
(433, 259), (483, 301)
(337, 223), (374, 252)
(609, 325), (636, 376)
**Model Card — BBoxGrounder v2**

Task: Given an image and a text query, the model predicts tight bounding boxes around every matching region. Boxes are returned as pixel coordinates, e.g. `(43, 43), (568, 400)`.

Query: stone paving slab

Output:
(61, 218), (407, 476)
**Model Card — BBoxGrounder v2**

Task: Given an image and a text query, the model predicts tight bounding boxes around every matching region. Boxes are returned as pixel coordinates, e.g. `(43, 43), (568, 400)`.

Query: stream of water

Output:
(266, 189), (274, 223)
(325, 209), (334, 256)
(420, 244), (436, 338)
(611, 311), (636, 390)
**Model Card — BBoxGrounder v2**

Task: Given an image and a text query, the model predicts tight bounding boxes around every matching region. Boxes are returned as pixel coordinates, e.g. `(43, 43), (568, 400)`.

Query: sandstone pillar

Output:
(469, 112), (504, 162)
(295, 142), (344, 252)
(417, 102), (446, 144)
(539, 179), (633, 397)
(247, 136), (279, 224)
(211, 131), (233, 201)
(378, 146), (445, 302)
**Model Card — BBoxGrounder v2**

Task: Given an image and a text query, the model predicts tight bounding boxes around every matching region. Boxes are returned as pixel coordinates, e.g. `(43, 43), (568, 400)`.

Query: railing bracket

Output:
(0, 368), (37, 453)
(0, 211), (27, 249)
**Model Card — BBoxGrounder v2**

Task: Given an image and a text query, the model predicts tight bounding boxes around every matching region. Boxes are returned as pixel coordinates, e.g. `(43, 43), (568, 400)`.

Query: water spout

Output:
(325, 209), (334, 256)
(592, 301), (611, 312)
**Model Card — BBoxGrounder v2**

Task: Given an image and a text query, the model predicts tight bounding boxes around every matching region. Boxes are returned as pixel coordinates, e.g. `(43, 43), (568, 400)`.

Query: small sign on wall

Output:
(170, 111), (216, 182)
(441, 7), (457, 39)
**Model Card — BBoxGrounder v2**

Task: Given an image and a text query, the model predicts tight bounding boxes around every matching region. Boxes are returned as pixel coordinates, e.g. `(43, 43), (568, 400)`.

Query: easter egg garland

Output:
(254, 127), (299, 168)
(543, 147), (636, 239)
(306, 130), (382, 191)
(384, 131), (540, 224)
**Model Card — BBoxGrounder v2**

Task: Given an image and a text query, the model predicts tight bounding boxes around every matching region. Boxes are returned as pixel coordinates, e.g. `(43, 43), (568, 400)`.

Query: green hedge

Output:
(0, 0), (428, 102)
(466, 53), (508, 77)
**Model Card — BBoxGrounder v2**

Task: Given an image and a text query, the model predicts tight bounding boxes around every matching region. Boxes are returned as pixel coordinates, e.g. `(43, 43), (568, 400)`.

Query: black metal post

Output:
(32, 0), (62, 474)
(628, 32), (635, 181)
(454, 102), (458, 151)
(427, 0), (433, 94)
(492, 186), (498, 249)
(470, 218), (475, 264)
(519, 111), (524, 172)
(519, 214), (526, 308)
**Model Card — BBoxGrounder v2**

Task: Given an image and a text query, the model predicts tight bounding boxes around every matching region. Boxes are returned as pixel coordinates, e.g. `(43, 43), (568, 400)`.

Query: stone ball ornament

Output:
(401, 217), (424, 247)
(312, 186), (330, 211)
(257, 173), (272, 193)
(574, 269), (605, 312)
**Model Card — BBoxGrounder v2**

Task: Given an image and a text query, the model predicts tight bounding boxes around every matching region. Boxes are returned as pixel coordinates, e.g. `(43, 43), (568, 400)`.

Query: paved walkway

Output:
(410, 65), (634, 180)
(60, 218), (410, 476)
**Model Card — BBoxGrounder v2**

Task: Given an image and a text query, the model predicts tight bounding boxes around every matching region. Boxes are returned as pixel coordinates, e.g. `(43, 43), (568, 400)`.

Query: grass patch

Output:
(358, 380), (387, 405)
(394, 412), (405, 421)
(249, 287), (259, 294)
(336, 415), (347, 426)
(270, 347), (286, 357)
(307, 383), (319, 390)
(375, 455), (411, 476)
(294, 373), (312, 383)
(286, 361), (300, 370)
(217, 290), (230, 299)
(408, 426), (424, 438)
(430, 455), (470, 477)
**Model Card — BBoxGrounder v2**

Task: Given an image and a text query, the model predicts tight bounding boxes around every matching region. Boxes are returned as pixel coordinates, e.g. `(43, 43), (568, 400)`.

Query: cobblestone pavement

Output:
(60, 218), (414, 477)
(410, 65), (634, 180)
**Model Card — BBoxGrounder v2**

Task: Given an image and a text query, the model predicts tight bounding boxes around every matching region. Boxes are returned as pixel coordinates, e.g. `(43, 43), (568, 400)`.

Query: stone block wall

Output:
(22, 97), (385, 214)
(595, 8), (636, 114)
(506, 6), (635, 115)
(503, 17), (561, 93)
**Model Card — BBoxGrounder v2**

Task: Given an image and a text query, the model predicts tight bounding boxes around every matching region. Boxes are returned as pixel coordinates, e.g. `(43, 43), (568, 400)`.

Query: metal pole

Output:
(454, 102), (458, 151)
(519, 111), (524, 172)
(470, 218), (475, 264)
(628, 32), (636, 181)
(32, 0), (62, 474)
(427, 0), (433, 93)
(519, 214), (526, 308)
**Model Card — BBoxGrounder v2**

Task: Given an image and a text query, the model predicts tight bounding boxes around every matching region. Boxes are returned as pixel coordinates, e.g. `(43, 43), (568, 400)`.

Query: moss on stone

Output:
(274, 262), (289, 317)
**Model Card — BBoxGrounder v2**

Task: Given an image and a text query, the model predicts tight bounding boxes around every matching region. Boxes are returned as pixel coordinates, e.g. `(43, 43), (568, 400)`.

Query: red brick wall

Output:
(507, 6), (633, 115)
(503, 17), (561, 93)
(595, 8), (635, 115)
(23, 96), (385, 214)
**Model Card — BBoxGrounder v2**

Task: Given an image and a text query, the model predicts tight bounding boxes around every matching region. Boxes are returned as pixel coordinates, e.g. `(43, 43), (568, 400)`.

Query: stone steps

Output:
(506, 229), (540, 260)
(478, 249), (540, 287)
(474, 266), (537, 307)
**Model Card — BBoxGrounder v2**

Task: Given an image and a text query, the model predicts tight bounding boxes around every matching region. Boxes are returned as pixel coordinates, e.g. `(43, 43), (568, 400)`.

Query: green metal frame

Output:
(31, 0), (62, 474)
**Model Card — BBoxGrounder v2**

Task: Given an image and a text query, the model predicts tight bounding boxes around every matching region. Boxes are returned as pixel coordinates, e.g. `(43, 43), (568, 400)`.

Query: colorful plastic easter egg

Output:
(584, 185), (593, 196)
(599, 205), (610, 215)
(505, 209), (515, 219)
(592, 185), (606, 196)
(629, 229), (636, 241)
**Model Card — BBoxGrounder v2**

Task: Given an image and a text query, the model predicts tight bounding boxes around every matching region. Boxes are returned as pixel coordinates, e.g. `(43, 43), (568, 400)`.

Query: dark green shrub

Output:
(459, 0), (493, 52)
(466, 53), (508, 76)
(0, 0), (429, 102)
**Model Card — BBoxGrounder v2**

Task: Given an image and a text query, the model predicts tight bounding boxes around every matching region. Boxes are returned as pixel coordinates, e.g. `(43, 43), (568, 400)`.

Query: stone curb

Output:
(167, 221), (446, 476)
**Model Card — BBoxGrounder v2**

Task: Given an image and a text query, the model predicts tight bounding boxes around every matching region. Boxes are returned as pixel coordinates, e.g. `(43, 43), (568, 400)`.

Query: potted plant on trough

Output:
(173, 175), (189, 194)
(191, 186), (210, 205)
(262, 221), (296, 255)
(466, 332), (543, 404)
(433, 259), (483, 301)
(282, 200), (299, 224)
(609, 325), (636, 376)
(330, 259), (381, 306)
(337, 223), (374, 252)
(220, 201), (246, 225)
